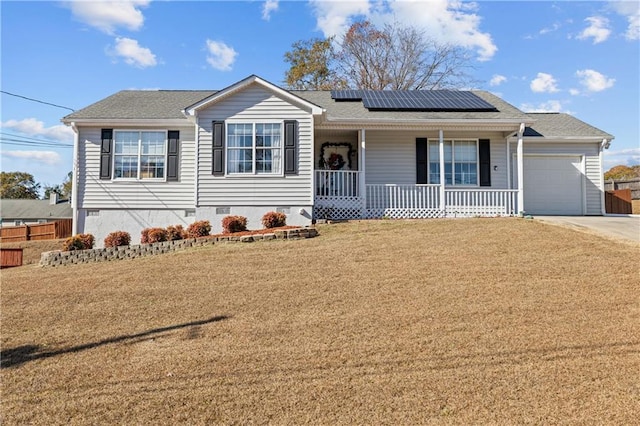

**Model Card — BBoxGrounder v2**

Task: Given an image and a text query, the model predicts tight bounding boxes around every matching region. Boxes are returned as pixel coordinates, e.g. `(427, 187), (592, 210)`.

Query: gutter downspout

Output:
(599, 138), (608, 216)
(517, 123), (525, 215)
(70, 122), (79, 235)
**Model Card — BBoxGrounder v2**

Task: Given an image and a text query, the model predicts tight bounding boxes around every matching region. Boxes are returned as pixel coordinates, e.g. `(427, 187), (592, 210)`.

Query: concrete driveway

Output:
(535, 215), (640, 242)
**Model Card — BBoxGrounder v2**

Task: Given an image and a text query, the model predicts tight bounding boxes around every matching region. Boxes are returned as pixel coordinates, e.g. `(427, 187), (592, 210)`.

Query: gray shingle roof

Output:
(524, 113), (613, 139)
(295, 90), (532, 121)
(63, 90), (216, 121)
(61, 88), (612, 141)
(1, 199), (72, 221)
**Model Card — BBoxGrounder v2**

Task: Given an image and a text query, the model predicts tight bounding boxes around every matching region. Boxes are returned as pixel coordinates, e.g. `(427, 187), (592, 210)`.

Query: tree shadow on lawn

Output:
(0, 315), (229, 369)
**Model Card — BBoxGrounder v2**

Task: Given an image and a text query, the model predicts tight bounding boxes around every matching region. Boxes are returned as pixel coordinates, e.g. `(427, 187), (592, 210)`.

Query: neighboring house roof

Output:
(0, 199), (72, 221)
(63, 90), (215, 121)
(296, 90), (532, 122)
(523, 112), (613, 140)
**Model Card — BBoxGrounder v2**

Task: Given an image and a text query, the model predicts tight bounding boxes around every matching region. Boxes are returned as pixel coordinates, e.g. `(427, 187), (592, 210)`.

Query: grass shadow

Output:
(0, 315), (229, 369)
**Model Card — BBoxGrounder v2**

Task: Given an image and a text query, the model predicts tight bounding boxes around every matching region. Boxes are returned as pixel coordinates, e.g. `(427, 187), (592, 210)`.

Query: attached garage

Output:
(523, 155), (584, 215)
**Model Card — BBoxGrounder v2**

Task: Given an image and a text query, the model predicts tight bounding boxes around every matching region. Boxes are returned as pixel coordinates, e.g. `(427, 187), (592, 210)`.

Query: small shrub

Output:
(186, 220), (211, 238)
(140, 228), (151, 244)
(262, 211), (287, 229)
(222, 215), (247, 234)
(149, 228), (168, 243)
(62, 233), (94, 251)
(166, 224), (186, 241)
(104, 231), (131, 248)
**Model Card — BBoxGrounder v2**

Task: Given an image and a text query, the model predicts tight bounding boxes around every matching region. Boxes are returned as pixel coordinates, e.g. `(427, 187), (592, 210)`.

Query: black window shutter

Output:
(100, 129), (113, 180)
(167, 130), (180, 181)
(212, 121), (225, 176)
(284, 120), (298, 175)
(416, 138), (428, 184)
(479, 139), (491, 187)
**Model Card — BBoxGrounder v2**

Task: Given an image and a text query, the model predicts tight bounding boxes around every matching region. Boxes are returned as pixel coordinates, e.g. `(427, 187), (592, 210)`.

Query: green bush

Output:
(104, 231), (131, 248)
(261, 211), (287, 229)
(222, 215), (247, 234)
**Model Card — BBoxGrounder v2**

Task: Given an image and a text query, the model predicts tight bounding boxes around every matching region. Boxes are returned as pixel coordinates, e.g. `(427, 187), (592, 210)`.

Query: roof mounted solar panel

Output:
(361, 90), (498, 111)
(331, 90), (364, 101)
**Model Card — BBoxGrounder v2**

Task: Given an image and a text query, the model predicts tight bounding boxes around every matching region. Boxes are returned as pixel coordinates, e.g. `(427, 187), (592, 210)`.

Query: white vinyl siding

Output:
(77, 125), (196, 209)
(197, 85), (313, 206)
(364, 130), (508, 187)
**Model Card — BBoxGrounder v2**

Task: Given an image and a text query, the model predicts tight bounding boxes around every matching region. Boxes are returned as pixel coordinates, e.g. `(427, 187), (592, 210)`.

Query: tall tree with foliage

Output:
(1, 171), (41, 199)
(284, 37), (345, 90)
(284, 20), (475, 91)
(604, 165), (640, 181)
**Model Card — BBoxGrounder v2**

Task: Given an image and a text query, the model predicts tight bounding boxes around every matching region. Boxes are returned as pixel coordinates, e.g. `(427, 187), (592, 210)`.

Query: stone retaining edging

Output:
(40, 227), (318, 267)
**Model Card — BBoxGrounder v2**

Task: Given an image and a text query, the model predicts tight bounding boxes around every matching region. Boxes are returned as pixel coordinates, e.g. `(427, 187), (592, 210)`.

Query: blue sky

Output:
(1, 0), (638, 192)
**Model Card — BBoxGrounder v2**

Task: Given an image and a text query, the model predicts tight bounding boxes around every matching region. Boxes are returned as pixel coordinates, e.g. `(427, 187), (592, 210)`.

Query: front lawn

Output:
(2, 218), (638, 424)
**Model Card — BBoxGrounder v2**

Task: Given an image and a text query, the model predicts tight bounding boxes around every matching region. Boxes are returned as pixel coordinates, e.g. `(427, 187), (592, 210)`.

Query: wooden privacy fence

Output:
(1, 248), (23, 268)
(0, 219), (72, 243)
(605, 189), (632, 214)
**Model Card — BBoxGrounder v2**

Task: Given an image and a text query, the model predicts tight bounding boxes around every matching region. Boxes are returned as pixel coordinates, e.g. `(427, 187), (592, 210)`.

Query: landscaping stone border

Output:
(40, 227), (318, 267)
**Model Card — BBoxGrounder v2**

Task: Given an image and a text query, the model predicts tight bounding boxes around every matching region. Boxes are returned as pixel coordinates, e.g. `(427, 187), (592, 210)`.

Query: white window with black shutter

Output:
(212, 120), (298, 176)
(416, 138), (491, 187)
(99, 129), (180, 181)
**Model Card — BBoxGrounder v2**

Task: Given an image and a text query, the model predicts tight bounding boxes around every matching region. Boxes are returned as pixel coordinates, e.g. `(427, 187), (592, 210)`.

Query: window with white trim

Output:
(227, 123), (282, 174)
(428, 139), (478, 185)
(114, 131), (166, 179)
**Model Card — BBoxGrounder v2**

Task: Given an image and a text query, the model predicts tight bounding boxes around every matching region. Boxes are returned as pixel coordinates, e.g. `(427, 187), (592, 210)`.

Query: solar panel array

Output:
(330, 90), (498, 112)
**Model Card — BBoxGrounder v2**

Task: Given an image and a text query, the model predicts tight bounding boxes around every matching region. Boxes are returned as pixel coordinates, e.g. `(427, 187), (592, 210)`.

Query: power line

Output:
(1, 90), (75, 112)
(0, 132), (72, 145)
(0, 139), (73, 148)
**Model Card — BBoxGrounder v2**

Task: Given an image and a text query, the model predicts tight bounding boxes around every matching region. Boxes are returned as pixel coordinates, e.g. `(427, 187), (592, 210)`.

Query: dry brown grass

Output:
(1, 218), (639, 425)
(1, 239), (65, 265)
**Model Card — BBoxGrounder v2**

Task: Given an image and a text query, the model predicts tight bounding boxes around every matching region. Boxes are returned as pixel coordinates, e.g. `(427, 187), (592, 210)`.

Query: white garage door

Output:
(523, 156), (583, 215)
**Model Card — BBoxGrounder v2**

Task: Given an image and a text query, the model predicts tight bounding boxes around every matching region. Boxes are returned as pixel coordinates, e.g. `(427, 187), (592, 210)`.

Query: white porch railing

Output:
(444, 188), (518, 217)
(315, 170), (361, 197)
(365, 184), (443, 218)
(313, 171), (518, 219)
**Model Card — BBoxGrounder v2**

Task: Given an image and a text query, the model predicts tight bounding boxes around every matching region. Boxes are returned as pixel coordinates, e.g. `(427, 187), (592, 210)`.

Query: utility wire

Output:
(0, 138), (73, 148)
(1, 90), (75, 112)
(0, 131), (71, 145)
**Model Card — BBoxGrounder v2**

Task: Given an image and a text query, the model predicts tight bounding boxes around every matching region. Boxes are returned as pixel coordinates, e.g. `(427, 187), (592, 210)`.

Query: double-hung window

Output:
(114, 131), (166, 179)
(227, 123), (282, 175)
(428, 139), (478, 185)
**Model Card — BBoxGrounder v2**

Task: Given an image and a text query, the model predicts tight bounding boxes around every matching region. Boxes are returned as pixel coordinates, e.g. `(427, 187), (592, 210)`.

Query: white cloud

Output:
(1, 118), (74, 142)
(489, 74), (507, 86)
(539, 22), (561, 35)
(530, 72), (559, 93)
(576, 69), (615, 92)
(205, 39), (237, 71)
(610, 0), (640, 41)
(111, 37), (157, 68)
(603, 148), (640, 169)
(569, 88), (581, 96)
(66, 0), (150, 34)
(577, 16), (611, 43)
(309, 0), (497, 61)
(520, 100), (564, 113)
(262, 0), (279, 21)
(2, 151), (62, 166)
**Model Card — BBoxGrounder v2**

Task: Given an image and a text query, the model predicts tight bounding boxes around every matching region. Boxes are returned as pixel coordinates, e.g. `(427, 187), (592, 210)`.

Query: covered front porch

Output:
(313, 126), (526, 220)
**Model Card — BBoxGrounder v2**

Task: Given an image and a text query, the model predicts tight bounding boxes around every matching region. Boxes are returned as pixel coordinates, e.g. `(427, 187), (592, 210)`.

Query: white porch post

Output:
(517, 123), (525, 214)
(439, 129), (445, 212)
(359, 129), (366, 213)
